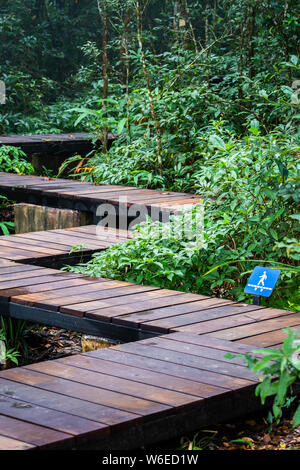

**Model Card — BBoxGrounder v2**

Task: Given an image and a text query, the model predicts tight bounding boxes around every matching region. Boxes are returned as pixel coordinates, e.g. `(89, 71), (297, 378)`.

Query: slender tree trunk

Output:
(283, 0), (291, 82)
(205, 0), (210, 84)
(238, 8), (248, 102)
(135, 0), (163, 175)
(247, 3), (257, 80)
(183, 0), (198, 52)
(97, 1), (109, 152)
(121, 12), (132, 140)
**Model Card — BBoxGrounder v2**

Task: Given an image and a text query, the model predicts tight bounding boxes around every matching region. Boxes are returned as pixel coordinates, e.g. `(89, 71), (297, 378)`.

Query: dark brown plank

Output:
(0, 267), (62, 283)
(62, 290), (185, 317)
(166, 306), (293, 335)
(112, 297), (232, 328)
(0, 415), (74, 449)
(136, 336), (249, 366)
(79, 350), (229, 398)
(9, 278), (118, 305)
(209, 313), (300, 340)
(21, 284), (160, 311)
(0, 264), (42, 276)
(0, 394), (108, 437)
(73, 346), (252, 391)
(0, 434), (34, 450)
(118, 301), (254, 331)
(27, 358), (200, 408)
(0, 367), (170, 418)
(166, 332), (256, 354)
(0, 272), (87, 291)
(0, 245), (48, 261)
(112, 342), (255, 381)
(235, 325), (300, 347)
(0, 276), (103, 301)
(11, 231), (108, 250)
(83, 293), (210, 321)
(0, 378), (139, 428)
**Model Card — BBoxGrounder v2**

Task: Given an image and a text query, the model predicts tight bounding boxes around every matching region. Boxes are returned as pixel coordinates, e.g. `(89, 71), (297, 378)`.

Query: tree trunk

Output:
(135, 0), (163, 175)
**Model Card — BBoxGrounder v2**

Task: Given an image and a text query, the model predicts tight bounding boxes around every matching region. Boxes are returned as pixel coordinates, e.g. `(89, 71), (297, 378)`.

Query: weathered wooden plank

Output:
(0, 394), (108, 438)
(0, 434), (35, 450)
(0, 276), (105, 301)
(0, 264), (42, 276)
(9, 279), (120, 305)
(56, 346), (253, 391)
(83, 293), (211, 321)
(121, 301), (257, 331)
(209, 314), (300, 341)
(0, 367), (170, 418)
(27, 358), (195, 409)
(166, 332), (256, 354)
(137, 336), (249, 366)
(170, 307), (293, 335)
(0, 378), (140, 428)
(112, 342), (255, 381)
(234, 326), (300, 347)
(20, 285), (160, 311)
(0, 415), (74, 450)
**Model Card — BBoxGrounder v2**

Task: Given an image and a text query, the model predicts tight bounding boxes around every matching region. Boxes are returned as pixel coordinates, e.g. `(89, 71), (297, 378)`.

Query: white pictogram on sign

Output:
(256, 271), (267, 289)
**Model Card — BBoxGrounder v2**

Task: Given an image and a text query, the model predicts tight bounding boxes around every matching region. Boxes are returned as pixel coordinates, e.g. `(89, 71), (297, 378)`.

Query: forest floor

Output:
(1, 325), (298, 452)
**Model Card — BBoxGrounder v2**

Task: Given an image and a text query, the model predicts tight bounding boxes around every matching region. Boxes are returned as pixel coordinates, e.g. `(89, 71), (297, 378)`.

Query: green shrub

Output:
(0, 145), (34, 175)
(225, 328), (300, 428)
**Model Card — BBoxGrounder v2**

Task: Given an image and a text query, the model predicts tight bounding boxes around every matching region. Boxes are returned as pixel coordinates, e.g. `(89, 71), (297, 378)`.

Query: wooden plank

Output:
(0, 234), (75, 252)
(75, 353), (227, 399)
(0, 276), (104, 301)
(0, 245), (49, 261)
(166, 332), (256, 354)
(11, 231), (108, 250)
(27, 358), (200, 409)
(112, 342), (255, 381)
(0, 268), (66, 283)
(0, 273), (88, 291)
(169, 307), (293, 335)
(12, 284), (159, 310)
(83, 293), (211, 322)
(0, 239), (65, 256)
(73, 345), (252, 390)
(209, 314), (300, 341)
(0, 434), (34, 450)
(0, 264), (42, 276)
(68, 225), (133, 239)
(136, 336), (249, 366)
(0, 394), (108, 438)
(0, 415), (74, 450)
(0, 259), (17, 266)
(61, 290), (184, 317)
(0, 367), (171, 418)
(115, 300), (244, 330)
(0, 378), (140, 428)
(235, 326), (300, 347)
(9, 279), (123, 305)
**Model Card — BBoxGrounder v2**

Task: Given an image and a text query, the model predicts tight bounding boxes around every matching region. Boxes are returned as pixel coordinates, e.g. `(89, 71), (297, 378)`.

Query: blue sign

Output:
(244, 266), (280, 297)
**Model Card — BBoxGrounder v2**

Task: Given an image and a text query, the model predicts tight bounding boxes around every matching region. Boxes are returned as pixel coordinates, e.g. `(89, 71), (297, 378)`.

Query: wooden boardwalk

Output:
(0, 173), (299, 449)
(0, 230), (299, 450)
(0, 133), (115, 157)
(0, 172), (203, 221)
(0, 332), (268, 450)
(0, 224), (132, 266)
